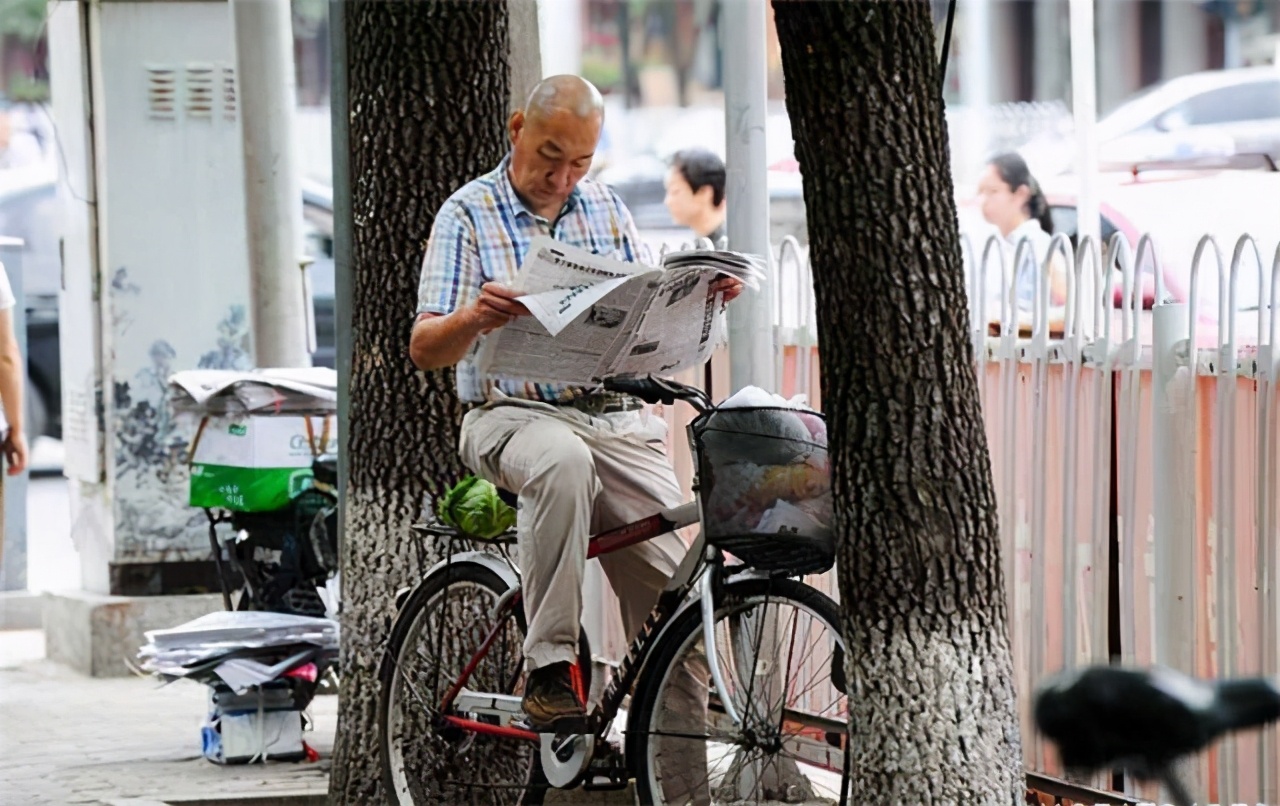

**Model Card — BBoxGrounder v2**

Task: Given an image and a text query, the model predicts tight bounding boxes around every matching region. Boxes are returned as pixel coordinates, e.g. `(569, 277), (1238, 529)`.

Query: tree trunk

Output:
(328, 2), (510, 800)
(772, 2), (1024, 803)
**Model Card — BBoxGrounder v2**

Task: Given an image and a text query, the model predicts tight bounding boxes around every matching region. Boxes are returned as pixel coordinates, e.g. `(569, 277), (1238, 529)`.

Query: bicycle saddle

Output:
(495, 486), (518, 509)
(1034, 665), (1280, 776)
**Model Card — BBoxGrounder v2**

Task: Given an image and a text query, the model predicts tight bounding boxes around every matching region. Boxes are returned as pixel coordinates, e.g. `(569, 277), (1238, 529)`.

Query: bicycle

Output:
(377, 374), (849, 805)
(1034, 664), (1280, 806)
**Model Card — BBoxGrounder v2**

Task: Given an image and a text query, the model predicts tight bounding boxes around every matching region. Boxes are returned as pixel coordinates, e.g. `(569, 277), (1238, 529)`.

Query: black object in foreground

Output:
(1034, 665), (1280, 776)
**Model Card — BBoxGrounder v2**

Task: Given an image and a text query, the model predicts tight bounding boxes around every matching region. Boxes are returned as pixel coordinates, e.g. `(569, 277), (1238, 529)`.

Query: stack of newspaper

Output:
(139, 610), (339, 692)
(167, 368), (337, 416)
(476, 236), (766, 385)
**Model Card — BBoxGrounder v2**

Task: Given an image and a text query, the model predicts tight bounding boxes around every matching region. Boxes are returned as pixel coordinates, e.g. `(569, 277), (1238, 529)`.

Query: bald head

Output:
(522, 75), (605, 124)
(507, 75), (605, 219)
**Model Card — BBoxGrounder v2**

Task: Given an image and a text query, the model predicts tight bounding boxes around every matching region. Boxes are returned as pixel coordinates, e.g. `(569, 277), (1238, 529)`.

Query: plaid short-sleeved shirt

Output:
(417, 154), (648, 403)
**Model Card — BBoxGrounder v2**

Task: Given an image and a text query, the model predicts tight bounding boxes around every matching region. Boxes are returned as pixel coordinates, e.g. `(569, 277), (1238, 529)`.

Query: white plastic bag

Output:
(718, 385), (813, 411)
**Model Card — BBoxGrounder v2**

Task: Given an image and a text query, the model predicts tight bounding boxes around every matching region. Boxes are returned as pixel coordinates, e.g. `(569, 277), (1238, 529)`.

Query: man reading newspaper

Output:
(409, 76), (744, 748)
(473, 236), (761, 384)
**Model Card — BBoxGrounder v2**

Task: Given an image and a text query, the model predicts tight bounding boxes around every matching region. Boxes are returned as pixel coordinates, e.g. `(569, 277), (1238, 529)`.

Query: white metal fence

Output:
(755, 229), (1279, 803)
(637, 226), (1280, 801)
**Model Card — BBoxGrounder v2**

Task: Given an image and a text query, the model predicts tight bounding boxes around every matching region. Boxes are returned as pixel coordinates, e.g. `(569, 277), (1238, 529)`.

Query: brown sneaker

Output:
(521, 661), (588, 732)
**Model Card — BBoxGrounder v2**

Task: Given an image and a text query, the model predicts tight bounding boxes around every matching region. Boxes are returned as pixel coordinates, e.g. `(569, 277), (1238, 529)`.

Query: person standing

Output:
(976, 151), (1068, 333)
(663, 148), (727, 247)
(0, 260), (29, 555)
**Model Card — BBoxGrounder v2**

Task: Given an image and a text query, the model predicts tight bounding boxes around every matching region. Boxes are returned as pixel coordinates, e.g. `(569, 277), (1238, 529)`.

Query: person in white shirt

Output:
(0, 260), (27, 557)
(0, 104), (50, 169)
(0, 261), (27, 476)
(663, 148), (727, 247)
(976, 152), (1068, 333)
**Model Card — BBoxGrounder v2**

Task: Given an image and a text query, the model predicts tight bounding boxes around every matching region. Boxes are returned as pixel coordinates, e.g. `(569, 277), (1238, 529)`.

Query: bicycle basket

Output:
(694, 406), (834, 575)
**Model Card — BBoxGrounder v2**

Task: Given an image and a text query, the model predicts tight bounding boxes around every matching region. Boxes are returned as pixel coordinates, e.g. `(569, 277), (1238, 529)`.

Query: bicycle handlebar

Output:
(600, 374), (712, 412)
(1034, 665), (1280, 777)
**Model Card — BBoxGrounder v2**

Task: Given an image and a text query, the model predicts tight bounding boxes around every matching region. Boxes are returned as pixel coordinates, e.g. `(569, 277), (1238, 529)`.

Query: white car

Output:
(1023, 67), (1280, 176)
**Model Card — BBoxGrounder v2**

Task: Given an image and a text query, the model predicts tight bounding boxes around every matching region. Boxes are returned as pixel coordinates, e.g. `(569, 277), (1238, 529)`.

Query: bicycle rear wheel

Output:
(377, 562), (544, 806)
(628, 577), (848, 806)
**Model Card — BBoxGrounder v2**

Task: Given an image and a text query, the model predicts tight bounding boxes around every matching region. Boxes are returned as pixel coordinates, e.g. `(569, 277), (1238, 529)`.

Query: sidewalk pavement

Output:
(0, 630), (333, 806)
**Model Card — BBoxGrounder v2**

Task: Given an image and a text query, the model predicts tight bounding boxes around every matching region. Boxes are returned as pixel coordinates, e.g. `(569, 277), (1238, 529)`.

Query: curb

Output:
(106, 794), (326, 806)
(0, 590), (43, 630)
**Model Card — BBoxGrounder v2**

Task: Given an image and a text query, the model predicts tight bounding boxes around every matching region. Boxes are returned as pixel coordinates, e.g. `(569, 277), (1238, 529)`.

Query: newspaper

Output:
(167, 368), (337, 415)
(475, 237), (765, 385)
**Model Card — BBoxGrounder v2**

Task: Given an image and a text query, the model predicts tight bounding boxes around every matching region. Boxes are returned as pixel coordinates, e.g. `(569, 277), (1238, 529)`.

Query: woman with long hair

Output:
(977, 152), (1068, 331)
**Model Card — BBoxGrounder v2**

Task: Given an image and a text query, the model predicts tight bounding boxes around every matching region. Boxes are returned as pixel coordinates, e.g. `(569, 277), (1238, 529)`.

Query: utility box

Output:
(49, 0), (257, 595)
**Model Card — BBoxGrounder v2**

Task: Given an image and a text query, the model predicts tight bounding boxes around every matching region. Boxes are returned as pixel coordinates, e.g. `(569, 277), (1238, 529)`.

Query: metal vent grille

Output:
(145, 65), (177, 120)
(185, 63), (215, 118)
(222, 66), (237, 121)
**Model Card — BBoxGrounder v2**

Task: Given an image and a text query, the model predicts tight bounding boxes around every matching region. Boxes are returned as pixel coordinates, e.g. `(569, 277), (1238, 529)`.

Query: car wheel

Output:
(25, 378), (47, 445)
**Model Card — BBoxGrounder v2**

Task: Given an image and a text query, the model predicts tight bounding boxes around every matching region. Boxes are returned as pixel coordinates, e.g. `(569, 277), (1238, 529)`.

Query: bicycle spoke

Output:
(738, 593), (774, 727)
(639, 728), (740, 743)
(637, 585), (847, 806)
(383, 576), (537, 806)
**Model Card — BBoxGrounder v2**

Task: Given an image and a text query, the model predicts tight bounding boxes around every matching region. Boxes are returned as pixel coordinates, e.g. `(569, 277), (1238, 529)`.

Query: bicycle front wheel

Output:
(377, 562), (545, 806)
(628, 577), (848, 806)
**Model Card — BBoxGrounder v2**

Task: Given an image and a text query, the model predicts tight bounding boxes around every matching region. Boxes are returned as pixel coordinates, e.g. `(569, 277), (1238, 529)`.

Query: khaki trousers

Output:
(460, 400), (686, 670)
(461, 400), (713, 803)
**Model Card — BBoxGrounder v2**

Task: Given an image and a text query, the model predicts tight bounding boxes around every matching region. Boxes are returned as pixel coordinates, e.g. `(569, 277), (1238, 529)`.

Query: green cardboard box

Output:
(189, 415), (337, 512)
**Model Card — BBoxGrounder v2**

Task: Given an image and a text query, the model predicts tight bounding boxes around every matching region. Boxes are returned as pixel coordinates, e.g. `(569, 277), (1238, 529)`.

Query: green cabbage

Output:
(437, 475), (517, 539)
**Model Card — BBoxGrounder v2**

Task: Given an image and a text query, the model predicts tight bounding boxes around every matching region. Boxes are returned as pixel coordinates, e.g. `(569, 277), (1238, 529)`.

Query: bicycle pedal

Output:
(583, 743), (626, 791)
(582, 768), (629, 791)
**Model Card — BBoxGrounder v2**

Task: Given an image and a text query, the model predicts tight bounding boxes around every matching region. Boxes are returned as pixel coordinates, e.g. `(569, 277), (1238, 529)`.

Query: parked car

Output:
(1023, 67), (1280, 176)
(0, 167), (338, 443)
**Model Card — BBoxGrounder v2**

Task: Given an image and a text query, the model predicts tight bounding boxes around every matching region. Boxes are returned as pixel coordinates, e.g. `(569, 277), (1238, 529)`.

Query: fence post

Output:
(1261, 248), (1280, 806)
(1151, 300), (1195, 667)
(0, 237), (28, 592)
(1151, 299), (1199, 797)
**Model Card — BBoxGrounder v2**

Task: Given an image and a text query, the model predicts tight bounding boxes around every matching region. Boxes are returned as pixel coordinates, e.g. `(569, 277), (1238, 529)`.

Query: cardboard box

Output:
(201, 708), (306, 764)
(189, 415), (337, 512)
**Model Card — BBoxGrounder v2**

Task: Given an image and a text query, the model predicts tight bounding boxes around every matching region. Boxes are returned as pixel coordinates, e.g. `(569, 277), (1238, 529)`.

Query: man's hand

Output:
(470, 282), (531, 333)
(3, 430), (27, 476)
(411, 283), (532, 371)
(711, 276), (745, 304)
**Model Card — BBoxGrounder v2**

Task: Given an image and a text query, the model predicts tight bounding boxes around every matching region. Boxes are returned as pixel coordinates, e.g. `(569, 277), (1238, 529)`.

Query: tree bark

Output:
(328, 2), (510, 800)
(772, 2), (1024, 803)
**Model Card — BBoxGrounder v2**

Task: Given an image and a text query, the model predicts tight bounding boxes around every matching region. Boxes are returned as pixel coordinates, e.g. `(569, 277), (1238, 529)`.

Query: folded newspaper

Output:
(475, 236), (766, 384)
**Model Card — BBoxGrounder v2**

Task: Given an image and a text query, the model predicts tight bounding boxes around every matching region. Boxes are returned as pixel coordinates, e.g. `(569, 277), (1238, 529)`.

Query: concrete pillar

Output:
(721, 0), (775, 393)
(232, 0), (311, 369)
(959, 0), (994, 182)
(1163, 0), (1211, 80)
(1096, 0), (1141, 115)
(1034, 0), (1071, 102)
(537, 0), (582, 79)
(991, 0), (1023, 102)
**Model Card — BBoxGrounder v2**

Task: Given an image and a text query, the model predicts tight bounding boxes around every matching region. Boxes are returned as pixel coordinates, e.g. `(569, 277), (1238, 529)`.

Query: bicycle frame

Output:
(434, 500), (704, 745)
(418, 381), (786, 759)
